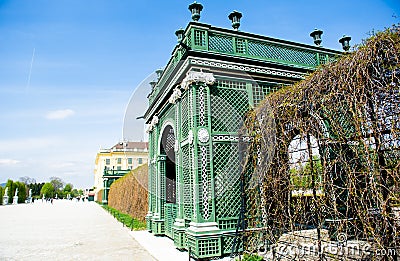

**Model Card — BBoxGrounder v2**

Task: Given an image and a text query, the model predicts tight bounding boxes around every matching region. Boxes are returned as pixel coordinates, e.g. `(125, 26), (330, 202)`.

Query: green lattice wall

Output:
(213, 143), (241, 221)
(209, 33), (233, 54)
(181, 144), (193, 220)
(144, 17), (341, 259)
(147, 77), (290, 257)
(210, 81), (249, 133)
(252, 82), (282, 106)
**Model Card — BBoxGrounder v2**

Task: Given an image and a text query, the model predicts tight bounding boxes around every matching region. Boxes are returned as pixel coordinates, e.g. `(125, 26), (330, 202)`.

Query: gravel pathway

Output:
(0, 200), (156, 261)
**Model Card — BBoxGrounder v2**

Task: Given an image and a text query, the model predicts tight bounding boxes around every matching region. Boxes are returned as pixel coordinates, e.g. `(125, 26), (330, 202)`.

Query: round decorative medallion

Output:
(188, 130), (194, 144)
(198, 128), (209, 143)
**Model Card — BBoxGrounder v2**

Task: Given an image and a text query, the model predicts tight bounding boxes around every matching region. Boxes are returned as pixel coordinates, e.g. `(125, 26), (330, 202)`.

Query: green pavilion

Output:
(144, 3), (344, 259)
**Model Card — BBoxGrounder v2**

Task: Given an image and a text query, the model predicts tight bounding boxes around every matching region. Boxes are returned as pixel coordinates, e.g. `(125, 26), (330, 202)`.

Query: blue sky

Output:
(0, 0), (398, 189)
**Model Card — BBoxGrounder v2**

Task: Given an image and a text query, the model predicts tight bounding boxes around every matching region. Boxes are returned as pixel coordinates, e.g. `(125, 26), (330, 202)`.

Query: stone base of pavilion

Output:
(130, 230), (232, 261)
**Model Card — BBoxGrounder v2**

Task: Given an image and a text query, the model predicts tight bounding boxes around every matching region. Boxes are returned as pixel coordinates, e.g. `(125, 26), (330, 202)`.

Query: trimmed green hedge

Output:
(101, 204), (146, 230)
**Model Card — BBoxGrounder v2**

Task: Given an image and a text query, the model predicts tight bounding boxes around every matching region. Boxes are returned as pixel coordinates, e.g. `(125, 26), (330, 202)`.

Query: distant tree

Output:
(49, 177), (65, 191)
(6, 179), (14, 199)
(19, 176), (36, 185)
(290, 156), (323, 190)
(3, 180), (27, 202)
(28, 183), (34, 196)
(0, 186), (4, 204)
(63, 183), (73, 193)
(71, 188), (79, 198)
(14, 181), (27, 203)
(38, 182), (45, 196)
(41, 183), (55, 198)
(28, 182), (45, 197)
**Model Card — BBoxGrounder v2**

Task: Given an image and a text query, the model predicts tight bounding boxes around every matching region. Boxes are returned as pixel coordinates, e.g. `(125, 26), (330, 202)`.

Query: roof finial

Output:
(339, 35), (351, 52)
(228, 11), (242, 31)
(188, 2), (203, 21)
(310, 29), (323, 46)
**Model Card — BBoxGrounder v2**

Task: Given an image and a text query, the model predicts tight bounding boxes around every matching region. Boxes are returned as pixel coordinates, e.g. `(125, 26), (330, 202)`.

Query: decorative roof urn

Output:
(188, 1), (203, 21)
(228, 10), (242, 31)
(339, 35), (351, 51)
(310, 29), (323, 46)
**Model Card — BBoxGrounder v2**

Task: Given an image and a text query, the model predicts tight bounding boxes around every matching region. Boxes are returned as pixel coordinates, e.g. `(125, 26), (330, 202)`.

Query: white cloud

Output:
(48, 162), (76, 169)
(46, 109), (75, 120)
(0, 159), (20, 165)
(0, 137), (62, 153)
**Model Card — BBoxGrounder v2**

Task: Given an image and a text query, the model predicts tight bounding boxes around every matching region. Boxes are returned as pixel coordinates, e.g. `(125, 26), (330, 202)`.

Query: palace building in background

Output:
(94, 141), (148, 203)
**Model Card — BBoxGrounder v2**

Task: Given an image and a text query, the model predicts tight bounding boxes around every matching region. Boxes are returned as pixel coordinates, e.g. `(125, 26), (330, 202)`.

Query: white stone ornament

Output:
(188, 130), (194, 144)
(151, 116), (159, 125)
(191, 58), (304, 79)
(198, 128), (209, 143)
(146, 116), (159, 133)
(181, 71), (216, 90)
(169, 87), (182, 104)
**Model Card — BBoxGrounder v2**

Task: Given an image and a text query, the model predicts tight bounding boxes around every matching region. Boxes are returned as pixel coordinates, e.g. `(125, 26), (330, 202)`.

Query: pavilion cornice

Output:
(144, 56), (307, 123)
(145, 21), (342, 122)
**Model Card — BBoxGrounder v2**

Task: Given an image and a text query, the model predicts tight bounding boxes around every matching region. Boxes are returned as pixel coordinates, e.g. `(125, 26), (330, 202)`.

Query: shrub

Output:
(239, 254), (264, 261)
(108, 165), (148, 222)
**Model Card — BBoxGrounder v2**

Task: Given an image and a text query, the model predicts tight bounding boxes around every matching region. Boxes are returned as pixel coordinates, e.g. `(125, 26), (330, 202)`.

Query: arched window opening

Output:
(288, 133), (322, 194)
(160, 125), (176, 204)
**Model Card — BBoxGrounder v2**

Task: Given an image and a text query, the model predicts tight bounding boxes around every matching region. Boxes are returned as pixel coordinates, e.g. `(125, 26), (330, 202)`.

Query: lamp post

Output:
(228, 11), (242, 31)
(310, 29), (323, 46)
(102, 177), (108, 204)
(188, 1), (203, 21)
(339, 35), (351, 52)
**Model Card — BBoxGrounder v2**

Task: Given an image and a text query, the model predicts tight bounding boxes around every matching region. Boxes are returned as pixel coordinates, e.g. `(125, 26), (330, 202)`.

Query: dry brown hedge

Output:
(107, 164), (148, 222)
(241, 25), (400, 256)
(96, 189), (103, 203)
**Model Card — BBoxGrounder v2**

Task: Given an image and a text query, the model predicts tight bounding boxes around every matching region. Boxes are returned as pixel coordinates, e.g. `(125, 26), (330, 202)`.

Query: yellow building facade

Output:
(93, 141), (148, 201)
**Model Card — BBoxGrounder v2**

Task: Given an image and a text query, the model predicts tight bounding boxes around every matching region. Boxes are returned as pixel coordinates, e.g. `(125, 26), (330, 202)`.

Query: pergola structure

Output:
(102, 169), (130, 204)
(144, 3), (342, 259)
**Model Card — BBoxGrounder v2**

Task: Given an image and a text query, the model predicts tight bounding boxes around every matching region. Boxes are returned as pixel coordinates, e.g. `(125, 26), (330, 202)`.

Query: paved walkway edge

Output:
(129, 230), (188, 261)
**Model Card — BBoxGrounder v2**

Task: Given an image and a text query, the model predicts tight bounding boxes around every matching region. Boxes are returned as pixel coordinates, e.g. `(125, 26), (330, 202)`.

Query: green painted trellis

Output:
(144, 5), (341, 259)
